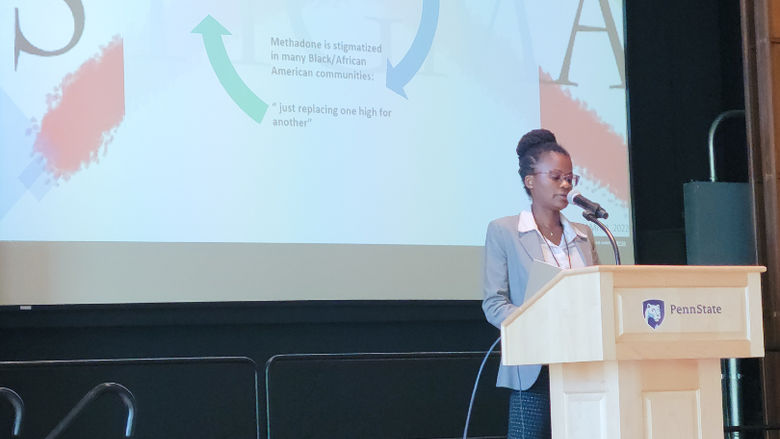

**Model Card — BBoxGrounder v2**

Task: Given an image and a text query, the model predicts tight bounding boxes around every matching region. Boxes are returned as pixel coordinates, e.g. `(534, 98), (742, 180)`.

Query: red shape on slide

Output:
(539, 69), (629, 203)
(33, 36), (125, 180)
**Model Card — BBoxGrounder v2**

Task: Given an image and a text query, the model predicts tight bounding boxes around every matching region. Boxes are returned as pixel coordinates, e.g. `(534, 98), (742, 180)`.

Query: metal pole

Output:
(727, 358), (742, 439)
(583, 212), (621, 265)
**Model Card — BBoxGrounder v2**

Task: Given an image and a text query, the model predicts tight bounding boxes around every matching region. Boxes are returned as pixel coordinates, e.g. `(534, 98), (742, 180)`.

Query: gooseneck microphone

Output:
(567, 190), (609, 219)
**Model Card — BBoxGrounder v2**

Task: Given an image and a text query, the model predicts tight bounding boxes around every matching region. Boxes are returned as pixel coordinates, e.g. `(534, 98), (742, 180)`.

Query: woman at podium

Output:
(482, 129), (599, 438)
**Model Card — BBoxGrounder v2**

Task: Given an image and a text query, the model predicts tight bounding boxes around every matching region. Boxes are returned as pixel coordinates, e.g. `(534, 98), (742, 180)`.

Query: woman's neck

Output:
(531, 203), (561, 230)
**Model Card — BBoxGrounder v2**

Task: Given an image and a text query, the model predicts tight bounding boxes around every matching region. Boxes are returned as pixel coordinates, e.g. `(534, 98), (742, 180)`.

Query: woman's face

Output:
(524, 151), (574, 211)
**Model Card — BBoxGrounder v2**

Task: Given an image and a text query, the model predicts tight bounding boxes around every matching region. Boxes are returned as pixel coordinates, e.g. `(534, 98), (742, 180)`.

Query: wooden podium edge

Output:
(502, 265), (767, 328)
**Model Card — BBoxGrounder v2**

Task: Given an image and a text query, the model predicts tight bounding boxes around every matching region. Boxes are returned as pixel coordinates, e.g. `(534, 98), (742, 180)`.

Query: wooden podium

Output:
(501, 265), (765, 439)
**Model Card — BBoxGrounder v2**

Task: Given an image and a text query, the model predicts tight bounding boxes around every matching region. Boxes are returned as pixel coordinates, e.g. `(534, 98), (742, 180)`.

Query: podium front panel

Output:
(612, 270), (764, 360)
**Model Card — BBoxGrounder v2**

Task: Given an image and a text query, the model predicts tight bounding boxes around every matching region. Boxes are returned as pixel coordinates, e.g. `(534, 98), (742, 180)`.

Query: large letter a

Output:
(555, 0), (625, 88)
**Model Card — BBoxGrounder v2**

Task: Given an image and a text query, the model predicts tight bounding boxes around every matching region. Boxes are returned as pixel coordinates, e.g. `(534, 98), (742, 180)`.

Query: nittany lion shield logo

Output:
(643, 299), (665, 329)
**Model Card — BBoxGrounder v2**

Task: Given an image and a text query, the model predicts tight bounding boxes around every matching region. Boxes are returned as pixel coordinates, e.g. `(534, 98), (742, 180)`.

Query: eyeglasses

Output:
(532, 171), (580, 186)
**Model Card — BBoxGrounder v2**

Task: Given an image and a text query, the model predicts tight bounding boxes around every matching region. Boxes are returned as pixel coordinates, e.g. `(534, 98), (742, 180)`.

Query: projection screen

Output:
(0, 0), (633, 305)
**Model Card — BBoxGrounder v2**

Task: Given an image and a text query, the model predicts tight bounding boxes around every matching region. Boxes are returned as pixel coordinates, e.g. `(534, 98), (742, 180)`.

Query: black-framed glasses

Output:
(532, 171), (580, 186)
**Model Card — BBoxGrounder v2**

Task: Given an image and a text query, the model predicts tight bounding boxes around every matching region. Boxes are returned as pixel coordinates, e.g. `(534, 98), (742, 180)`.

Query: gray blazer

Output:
(481, 214), (600, 390)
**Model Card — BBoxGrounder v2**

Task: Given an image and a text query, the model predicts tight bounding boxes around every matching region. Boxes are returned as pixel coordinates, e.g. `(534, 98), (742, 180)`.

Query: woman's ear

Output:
(524, 175), (534, 191)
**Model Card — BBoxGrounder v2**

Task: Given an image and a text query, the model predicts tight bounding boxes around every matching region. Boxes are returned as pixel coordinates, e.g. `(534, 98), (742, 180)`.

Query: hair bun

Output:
(516, 128), (557, 158)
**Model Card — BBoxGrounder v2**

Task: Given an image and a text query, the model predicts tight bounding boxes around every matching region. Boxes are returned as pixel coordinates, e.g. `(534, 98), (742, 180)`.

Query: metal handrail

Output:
(264, 351), (502, 439)
(0, 356), (260, 439)
(708, 109), (745, 182)
(44, 382), (136, 439)
(0, 387), (23, 437)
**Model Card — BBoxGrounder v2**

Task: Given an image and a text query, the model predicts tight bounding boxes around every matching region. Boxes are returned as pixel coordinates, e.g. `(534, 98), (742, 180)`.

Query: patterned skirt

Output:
(507, 366), (551, 439)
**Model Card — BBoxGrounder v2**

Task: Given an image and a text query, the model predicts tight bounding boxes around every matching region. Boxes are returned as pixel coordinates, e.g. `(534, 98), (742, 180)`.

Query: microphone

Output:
(567, 191), (609, 219)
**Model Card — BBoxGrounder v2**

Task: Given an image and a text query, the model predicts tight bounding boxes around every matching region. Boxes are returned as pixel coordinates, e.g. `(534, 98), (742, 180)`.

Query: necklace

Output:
(532, 211), (571, 268)
(532, 210), (561, 240)
(542, 233), (571, 268)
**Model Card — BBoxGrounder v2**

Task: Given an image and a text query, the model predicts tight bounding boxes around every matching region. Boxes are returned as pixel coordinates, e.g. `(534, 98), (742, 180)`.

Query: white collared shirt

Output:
(517, 210), (586, 269)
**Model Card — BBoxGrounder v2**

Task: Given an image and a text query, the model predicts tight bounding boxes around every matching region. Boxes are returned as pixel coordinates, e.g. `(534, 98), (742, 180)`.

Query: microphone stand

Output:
(582, 211), (621, 265)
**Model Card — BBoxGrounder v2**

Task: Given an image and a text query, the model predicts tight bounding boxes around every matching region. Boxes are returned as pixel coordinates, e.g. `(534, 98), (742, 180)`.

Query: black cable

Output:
(462, 336), (501, 439)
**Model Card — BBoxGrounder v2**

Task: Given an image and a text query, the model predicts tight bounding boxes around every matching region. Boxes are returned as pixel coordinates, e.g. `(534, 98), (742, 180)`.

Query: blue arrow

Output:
(0, 90), (54, 221)
(386, 0), (440, 98)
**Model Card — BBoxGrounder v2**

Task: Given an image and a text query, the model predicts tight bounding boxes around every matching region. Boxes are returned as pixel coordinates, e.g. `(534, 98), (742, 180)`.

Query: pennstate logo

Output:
(643, 299), (665, 329)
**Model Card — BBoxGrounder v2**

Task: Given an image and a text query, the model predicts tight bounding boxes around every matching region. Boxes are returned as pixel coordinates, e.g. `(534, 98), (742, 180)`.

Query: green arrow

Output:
(192, 15), (267, 123)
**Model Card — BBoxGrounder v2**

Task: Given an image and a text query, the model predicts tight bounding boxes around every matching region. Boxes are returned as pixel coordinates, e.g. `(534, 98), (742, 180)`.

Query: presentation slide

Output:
(0, 0), (632, 304)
